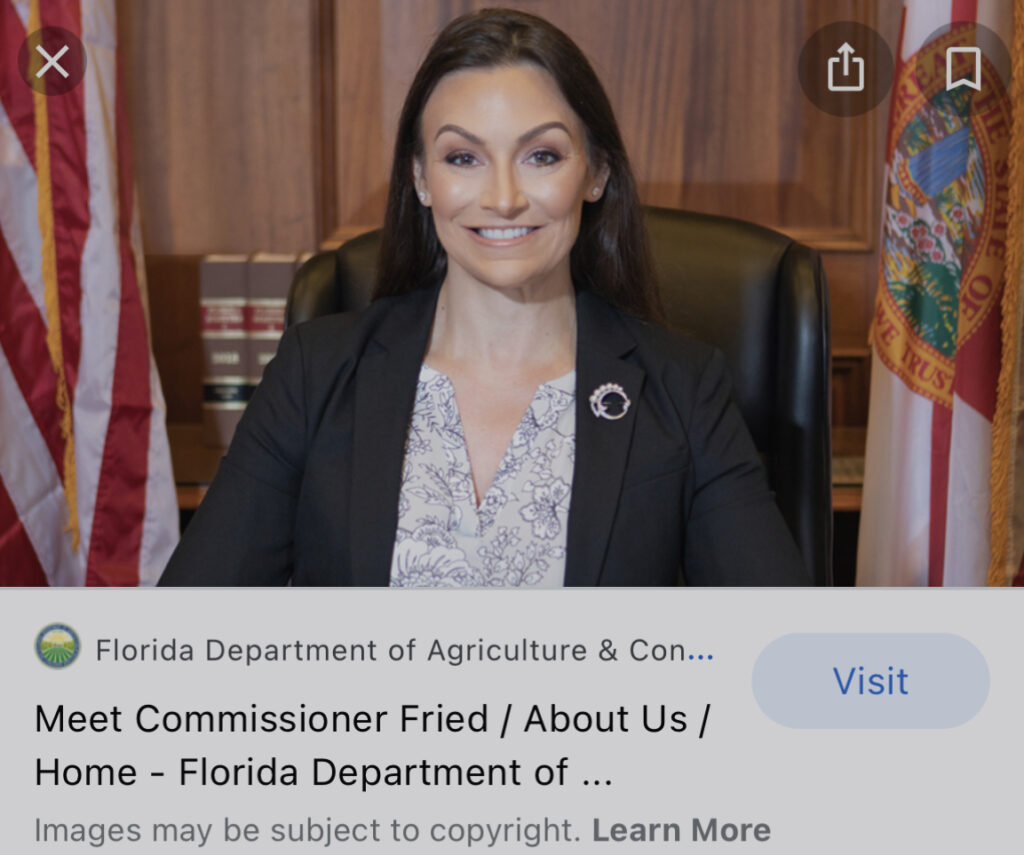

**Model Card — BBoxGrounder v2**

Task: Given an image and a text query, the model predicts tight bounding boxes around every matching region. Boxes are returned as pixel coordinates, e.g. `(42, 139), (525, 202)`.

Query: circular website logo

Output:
(36, 624), (80, 668)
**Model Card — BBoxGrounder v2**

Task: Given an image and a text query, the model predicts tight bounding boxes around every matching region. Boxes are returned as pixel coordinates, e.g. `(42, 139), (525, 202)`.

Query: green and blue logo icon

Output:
(36, 624), (80, 668)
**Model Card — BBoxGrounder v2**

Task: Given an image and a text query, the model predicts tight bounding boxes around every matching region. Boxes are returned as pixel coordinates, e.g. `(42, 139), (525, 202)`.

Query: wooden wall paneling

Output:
(823, 250), (880, 352)
(314, 0), (339, 243)
(118, 0), (319, 254)
(823, 247), (881, 429)
(327, 1), (900, 250)
(832, 348), (872, 429)
(145, 255), (202, 424)
(333, 0), (388, 236)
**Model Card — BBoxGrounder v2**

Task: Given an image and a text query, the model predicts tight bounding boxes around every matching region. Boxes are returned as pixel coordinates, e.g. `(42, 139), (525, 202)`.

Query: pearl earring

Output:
(418, 191), (426, 202)
(592, 187), (601, 197)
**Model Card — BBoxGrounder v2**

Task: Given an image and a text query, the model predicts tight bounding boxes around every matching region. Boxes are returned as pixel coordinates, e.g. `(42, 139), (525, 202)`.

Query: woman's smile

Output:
(466, 225), (542, 245)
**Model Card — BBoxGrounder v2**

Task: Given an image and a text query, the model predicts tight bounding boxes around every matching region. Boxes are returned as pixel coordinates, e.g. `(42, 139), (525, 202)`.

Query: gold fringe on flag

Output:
(989, 1), (1024, 585)
(29, 0), (79, 552)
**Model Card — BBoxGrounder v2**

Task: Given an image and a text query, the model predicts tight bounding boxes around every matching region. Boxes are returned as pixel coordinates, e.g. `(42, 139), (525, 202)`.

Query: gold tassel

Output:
(988, 2), (1024, 586)
(29, 0), (79, 552)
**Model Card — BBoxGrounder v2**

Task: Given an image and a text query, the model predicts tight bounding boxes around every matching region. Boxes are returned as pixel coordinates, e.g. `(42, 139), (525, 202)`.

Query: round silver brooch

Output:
(589, 383), (631, 420)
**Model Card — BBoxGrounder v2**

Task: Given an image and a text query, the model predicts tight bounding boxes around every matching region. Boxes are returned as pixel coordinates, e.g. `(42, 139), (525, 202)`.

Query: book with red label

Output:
(200, 255), (249, 447)
(246, 253), (296, 393)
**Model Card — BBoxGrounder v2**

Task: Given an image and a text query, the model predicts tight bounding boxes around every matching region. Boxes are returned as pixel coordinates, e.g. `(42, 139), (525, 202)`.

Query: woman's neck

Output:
(425, 275), (577, 379)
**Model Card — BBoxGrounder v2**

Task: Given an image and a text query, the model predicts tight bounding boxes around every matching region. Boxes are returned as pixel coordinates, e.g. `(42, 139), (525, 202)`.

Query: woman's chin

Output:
(445, 263), (573, 298)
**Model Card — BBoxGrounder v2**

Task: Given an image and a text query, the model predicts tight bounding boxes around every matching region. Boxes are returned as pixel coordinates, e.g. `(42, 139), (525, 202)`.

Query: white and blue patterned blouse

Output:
(389, 363), (576, 587)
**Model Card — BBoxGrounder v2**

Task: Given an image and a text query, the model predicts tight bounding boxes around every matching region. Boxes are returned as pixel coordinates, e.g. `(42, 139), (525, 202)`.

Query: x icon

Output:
(35, 43), (70, 79)
(18, 27), (85, 94)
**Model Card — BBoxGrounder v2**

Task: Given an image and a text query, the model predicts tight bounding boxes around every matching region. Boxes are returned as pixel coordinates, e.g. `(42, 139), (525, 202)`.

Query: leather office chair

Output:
(286, 206), (833, 584)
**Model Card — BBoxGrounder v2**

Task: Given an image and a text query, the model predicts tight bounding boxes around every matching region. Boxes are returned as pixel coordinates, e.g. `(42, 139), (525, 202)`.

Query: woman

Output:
(160, 8), (809, 586)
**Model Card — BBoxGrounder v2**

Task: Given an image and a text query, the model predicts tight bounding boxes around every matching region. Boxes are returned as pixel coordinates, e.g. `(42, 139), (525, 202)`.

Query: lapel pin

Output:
(590, 383), (631, 420)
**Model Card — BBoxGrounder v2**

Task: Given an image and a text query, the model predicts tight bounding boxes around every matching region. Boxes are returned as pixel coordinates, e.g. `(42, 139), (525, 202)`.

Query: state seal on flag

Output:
(36, 624), (80, 668)
(873, 23), (1010, 410)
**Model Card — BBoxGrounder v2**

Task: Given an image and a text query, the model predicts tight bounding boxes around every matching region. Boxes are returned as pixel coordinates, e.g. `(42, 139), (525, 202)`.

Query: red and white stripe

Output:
(0, 0), (178, 585)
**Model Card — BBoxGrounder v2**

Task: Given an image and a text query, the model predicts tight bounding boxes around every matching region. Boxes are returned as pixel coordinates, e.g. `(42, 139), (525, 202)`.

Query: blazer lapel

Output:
(564, 291), (644, 586)
(349, 286), (439, 585)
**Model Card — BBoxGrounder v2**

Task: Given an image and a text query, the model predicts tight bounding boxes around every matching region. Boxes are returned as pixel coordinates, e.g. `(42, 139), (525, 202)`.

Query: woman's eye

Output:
(445, 152), (478, 167)
(528, 149), (561, 166)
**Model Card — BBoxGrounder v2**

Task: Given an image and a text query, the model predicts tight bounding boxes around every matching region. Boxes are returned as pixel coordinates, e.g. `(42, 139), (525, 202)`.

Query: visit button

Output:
(752, 633), (988, 728)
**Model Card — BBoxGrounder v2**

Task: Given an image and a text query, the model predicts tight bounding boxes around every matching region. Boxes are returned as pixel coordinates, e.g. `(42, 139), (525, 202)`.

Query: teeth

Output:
(476, 227), (534, 240)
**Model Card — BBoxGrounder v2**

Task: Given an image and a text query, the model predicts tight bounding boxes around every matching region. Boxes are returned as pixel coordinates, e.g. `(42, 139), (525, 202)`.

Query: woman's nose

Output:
(481, 161), (528, 218)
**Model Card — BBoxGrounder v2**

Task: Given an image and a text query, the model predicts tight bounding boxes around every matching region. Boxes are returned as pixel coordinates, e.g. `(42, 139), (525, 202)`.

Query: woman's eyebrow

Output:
(517, 121), (570, 144)
(434, 121), (571, 145)
(435, 124), (484, 144)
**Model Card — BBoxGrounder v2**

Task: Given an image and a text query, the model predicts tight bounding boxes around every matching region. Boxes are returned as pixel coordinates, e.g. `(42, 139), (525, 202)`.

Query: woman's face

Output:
(413, 63), (607, 297)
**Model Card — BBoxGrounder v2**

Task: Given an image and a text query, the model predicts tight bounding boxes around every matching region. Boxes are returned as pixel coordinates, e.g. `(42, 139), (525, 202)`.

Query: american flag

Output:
(0, 0), (178, 584)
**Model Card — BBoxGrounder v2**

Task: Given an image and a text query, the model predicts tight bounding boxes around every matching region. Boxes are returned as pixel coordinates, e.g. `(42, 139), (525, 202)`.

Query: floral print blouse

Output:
(389, 364), (576, 587)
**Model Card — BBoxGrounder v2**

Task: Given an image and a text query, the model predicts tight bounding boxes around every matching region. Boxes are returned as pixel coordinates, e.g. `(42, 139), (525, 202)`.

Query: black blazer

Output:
(160, 285), (809, 586)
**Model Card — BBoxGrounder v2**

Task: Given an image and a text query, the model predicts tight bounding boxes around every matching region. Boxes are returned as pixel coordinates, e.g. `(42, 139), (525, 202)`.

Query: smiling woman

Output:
(158, 8), (810, 587)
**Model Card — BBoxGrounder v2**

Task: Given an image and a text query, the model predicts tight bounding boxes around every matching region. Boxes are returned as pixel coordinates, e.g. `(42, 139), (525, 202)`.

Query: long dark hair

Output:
(374, 7), (661, 322)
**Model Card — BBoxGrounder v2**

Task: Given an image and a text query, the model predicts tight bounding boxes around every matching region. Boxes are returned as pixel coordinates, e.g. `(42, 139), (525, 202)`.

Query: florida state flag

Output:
(857, 0), (1015, 585)
(0, 0), (178, 584)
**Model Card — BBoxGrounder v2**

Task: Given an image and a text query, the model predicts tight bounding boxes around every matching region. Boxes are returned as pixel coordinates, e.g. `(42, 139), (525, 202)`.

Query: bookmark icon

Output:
(946, 46), (981, 91)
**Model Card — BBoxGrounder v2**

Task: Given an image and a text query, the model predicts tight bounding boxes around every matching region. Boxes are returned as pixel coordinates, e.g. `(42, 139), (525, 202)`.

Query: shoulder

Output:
(287, 308), (361, 355)
(592, 299), (725, 406)
(264, 286), (437, 431)
(576, 292), (736, 446)
(620, 313), (716, 374)
(286, 291), (402, 358)
(282, 288), (432, 379)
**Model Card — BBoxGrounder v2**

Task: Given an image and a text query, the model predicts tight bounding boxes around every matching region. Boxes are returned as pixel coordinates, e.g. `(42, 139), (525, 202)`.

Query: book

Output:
(199, 255), (249, 447)
(246, 253), (296, 393)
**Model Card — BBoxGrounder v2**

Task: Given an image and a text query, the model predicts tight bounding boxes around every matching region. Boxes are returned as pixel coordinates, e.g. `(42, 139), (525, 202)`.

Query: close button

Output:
(18, 26), (87, 96)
